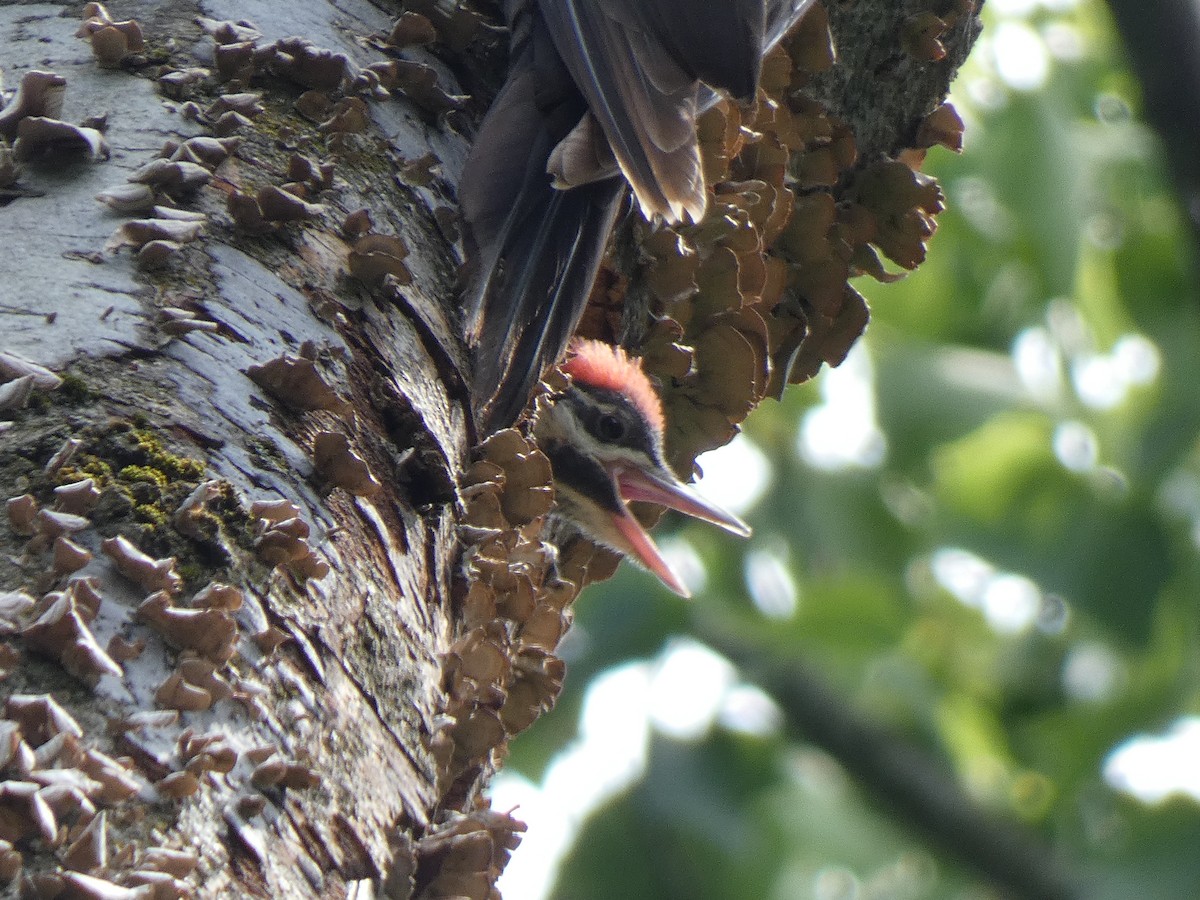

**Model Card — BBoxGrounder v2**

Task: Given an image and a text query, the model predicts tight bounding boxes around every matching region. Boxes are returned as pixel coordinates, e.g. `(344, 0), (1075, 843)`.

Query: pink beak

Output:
(606, 464), (752, 598)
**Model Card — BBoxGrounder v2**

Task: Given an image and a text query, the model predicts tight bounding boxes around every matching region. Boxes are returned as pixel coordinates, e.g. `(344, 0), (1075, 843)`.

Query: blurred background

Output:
(493, 0), (1200, 896)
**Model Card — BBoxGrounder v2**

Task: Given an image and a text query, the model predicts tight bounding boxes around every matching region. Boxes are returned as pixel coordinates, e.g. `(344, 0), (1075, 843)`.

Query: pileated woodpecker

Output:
(461, 0), (817, 431)
(538, 340), (749, 596)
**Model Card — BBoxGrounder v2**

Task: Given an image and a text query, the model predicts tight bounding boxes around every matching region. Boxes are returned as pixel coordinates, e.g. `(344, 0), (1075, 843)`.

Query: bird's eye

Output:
(597, 413), (625, 442)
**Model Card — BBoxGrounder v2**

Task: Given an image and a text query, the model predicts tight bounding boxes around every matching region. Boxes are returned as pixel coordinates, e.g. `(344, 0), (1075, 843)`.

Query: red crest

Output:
(561, 340), (665, 436)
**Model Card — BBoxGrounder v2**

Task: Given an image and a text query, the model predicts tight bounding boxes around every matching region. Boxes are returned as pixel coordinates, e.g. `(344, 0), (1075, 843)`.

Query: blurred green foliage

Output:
(501, 1), (1200, 897)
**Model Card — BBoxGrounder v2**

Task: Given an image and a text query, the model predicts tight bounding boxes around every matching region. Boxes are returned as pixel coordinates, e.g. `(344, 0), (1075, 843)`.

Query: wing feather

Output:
(539, 0), (704, 222)
(594, 0), (766, 96)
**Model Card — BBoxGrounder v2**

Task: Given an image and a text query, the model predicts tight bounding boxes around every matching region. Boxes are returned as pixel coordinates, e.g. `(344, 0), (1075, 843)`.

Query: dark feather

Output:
(460, 3), (625, 430)
(593, 0), (768, 97)
(539, 0), (705, 221)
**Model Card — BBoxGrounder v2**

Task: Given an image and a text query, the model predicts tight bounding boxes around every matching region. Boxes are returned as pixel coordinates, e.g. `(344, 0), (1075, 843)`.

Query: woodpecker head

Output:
(534, 339), (750, 597)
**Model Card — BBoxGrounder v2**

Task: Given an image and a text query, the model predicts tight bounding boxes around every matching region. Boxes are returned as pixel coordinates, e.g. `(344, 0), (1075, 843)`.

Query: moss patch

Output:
(0, 418), (261, 592)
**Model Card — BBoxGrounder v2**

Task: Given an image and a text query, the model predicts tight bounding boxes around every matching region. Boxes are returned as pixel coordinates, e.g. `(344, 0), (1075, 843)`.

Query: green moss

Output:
(143, 45), (172, 65)
(56, 456), (114, 486)
(38, 424), (212, 561)
(0, 386), (266, 598)
(186, 509), (224, 539)
(206, 482), (258, 551)
(57, 374), (93, 403)
(176, 561), (205, 584)
(118, 465), (169, 487)
(129, 428), (207, 480)
(133, 503), (168, 527)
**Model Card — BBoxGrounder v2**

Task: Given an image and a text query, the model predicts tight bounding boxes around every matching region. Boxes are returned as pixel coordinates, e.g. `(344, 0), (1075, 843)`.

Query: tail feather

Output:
(460, 8), (626, 430)
(472, 179), (624, 430)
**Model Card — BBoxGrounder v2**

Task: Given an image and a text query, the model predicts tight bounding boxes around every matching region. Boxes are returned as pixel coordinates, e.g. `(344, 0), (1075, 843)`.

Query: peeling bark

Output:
(2, 1), (471, 895)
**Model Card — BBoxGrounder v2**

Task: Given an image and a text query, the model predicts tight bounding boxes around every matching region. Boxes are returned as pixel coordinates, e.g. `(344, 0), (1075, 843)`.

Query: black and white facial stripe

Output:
(567, 383), (661, 459)
(539, 381), (665, 516)
(542, 439), (624, 515)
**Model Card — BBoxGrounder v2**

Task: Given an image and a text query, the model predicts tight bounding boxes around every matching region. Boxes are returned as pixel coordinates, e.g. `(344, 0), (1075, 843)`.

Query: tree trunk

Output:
(0, 1), (979, 897)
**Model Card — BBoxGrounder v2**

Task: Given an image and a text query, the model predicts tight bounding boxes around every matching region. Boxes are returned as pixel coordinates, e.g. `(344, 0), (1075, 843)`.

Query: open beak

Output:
(614, 465), (751, 537)
(604, 464), (752, 598)
(608, 505), (692, 597)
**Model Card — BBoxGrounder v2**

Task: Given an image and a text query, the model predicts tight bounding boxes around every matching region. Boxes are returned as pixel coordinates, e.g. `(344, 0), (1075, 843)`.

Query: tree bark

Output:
(0, 1), (981, 897)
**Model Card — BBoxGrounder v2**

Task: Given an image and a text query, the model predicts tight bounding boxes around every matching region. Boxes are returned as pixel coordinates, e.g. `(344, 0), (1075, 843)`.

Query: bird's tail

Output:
(459, 12), (625, 432)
